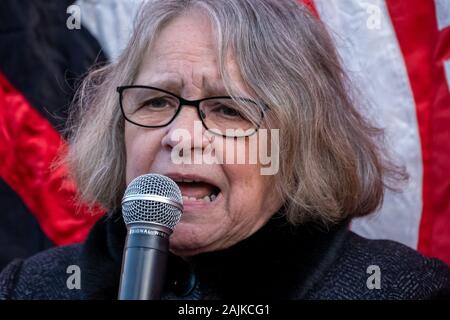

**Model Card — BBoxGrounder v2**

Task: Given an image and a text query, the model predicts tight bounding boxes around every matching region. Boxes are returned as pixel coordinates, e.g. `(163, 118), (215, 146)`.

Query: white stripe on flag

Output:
(314, 0), (423, 249)
(444, 60), (450, 91)
(434, 0), (450, 31)
(435, 0), (450, 90)
(75, 0), (146, 61)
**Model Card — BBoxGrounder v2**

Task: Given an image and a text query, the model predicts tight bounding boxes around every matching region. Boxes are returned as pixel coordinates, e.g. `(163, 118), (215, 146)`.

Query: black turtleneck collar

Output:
(79, 210), (350, 300)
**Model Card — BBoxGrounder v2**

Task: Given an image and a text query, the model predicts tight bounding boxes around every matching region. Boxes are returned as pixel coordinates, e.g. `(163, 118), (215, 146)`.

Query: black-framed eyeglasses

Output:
(117, 85), (267, 138)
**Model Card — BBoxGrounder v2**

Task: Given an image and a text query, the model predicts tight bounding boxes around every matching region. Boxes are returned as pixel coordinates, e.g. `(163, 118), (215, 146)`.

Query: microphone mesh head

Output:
(122, 174), (183, 230)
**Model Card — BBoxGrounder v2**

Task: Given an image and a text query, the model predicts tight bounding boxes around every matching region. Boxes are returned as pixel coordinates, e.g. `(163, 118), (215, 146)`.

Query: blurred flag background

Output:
(0, 0), (449, 270)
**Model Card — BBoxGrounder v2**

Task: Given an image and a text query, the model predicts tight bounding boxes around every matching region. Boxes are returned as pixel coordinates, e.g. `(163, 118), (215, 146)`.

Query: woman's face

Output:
(124, 11), (282, 256)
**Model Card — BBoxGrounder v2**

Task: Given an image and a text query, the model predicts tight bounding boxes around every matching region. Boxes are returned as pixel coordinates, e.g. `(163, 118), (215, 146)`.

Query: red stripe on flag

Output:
(300, 0), (319, 17)
(387, 0), (450, 264)
(0, 72), (103, 245)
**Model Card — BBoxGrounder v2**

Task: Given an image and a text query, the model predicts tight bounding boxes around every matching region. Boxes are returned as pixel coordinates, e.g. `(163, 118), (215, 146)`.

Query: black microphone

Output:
(118, 173), (183, 300)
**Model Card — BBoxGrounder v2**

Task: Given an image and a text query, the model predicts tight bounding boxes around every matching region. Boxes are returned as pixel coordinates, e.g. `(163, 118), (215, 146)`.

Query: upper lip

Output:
(163, 172), (221, 190)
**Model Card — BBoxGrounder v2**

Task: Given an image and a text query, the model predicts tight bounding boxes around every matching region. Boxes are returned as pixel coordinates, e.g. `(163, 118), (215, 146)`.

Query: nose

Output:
(161, 105), (210, 152)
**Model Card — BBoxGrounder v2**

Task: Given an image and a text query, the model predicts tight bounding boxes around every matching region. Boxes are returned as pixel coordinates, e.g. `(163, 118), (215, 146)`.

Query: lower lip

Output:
(181, 192), (222, 212)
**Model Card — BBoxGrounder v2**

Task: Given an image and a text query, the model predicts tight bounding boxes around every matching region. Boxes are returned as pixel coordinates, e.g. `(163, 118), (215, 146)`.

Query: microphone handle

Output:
(118, 225), (170, 300)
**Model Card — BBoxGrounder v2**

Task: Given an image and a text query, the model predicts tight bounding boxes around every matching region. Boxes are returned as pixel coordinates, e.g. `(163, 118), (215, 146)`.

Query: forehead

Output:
(134, 11), (249, 96)
(156, 10), (216, 54)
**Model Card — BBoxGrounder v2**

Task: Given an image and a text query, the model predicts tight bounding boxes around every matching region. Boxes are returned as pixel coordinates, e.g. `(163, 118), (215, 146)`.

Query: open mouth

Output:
(172, 178), (221, 203)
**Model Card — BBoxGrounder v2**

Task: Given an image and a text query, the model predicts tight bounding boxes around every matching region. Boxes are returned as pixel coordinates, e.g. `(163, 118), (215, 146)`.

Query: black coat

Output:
(1, 210), (449, 300)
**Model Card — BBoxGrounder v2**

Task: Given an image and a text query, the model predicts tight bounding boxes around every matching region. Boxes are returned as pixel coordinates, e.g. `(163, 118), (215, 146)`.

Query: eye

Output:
(139, 96), (174, 110)
(211, 103), (244, 119)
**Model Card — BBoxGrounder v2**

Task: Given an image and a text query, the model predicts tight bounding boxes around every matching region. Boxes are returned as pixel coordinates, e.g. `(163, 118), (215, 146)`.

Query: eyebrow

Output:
(204, 82), (231, 96)
(136, 76), (249, 98)
(138, 77), (184, 93)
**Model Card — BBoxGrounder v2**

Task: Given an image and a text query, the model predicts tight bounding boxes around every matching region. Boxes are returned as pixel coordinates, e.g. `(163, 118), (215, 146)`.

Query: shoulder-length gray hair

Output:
(63, 0), (406, 225)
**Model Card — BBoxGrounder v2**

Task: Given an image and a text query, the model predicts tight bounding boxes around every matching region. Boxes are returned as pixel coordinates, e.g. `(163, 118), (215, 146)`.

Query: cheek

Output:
(213, 135), (275, 200)
(224, 164), (275, 213)
(124, 125), (162, 184)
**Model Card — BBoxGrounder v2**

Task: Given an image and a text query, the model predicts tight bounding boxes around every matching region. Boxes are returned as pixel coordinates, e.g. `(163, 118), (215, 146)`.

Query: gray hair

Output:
(63, 0), (406, 225)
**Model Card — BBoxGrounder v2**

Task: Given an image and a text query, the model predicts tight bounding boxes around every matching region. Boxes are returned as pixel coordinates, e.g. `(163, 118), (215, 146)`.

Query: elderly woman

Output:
(0, 0), (449, 300)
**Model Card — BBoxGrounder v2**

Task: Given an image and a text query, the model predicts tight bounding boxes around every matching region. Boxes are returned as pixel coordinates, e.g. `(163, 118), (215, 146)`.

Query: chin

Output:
(169, 222), (212, 256)
(169, 220), (234, 256)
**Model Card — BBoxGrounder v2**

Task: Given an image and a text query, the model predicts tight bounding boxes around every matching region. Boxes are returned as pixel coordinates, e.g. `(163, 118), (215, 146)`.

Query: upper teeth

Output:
(173, 177), (219, 202)
(182, 192), (218, 202)
(174, 178), (198, 183)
